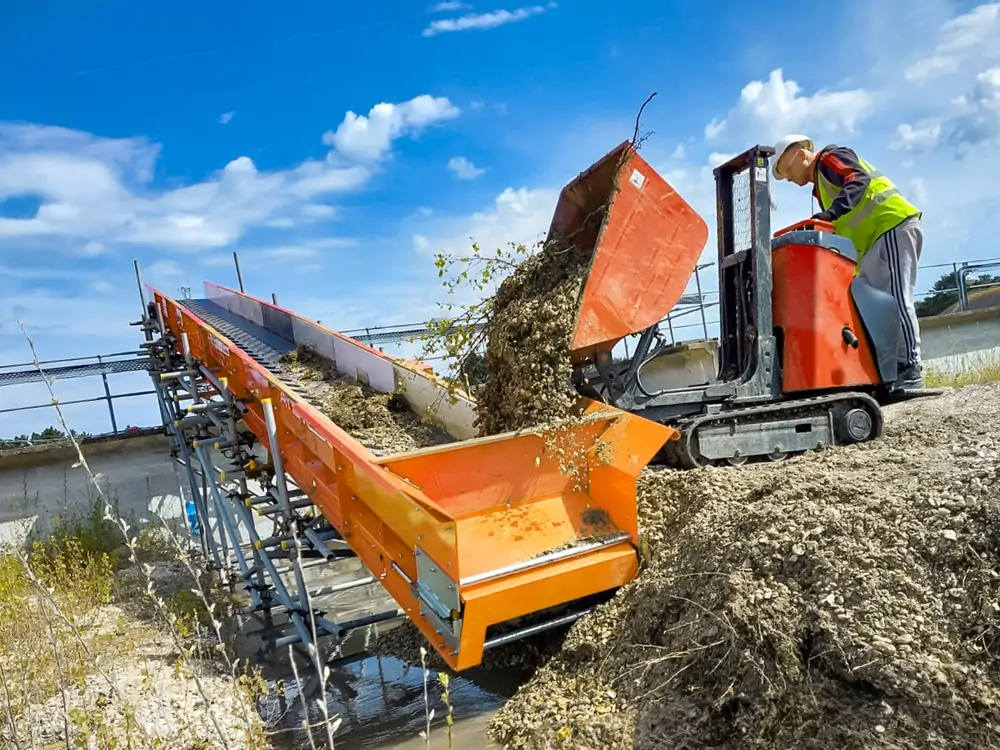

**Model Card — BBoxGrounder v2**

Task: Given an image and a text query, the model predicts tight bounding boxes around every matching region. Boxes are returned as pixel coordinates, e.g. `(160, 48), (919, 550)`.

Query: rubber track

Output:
(666, 391), (884, 469)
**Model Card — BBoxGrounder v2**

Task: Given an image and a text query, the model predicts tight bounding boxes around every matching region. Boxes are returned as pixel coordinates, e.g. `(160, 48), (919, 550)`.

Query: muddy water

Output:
(264, 651), (523, 749)
(230, 553), (525, 748)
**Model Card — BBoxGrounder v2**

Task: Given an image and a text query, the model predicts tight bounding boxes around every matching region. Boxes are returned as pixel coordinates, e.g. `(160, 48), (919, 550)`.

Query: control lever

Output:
(842, 326), (860, 349)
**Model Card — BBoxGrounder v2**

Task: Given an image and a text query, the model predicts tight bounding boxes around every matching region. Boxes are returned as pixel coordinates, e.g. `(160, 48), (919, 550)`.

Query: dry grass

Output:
(924, 349), (1000, 387)
(2, 322), (453, 750)
(0, 512), (273, 750)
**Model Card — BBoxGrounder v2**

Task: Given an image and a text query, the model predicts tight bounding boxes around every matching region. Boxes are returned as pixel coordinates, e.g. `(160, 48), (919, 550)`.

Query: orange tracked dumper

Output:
(569, 142), (939, 468)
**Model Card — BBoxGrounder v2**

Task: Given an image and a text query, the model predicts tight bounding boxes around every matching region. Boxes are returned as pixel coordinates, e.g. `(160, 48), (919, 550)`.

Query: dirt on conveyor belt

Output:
(277, 347), (454, 456)
(488, 383), (1000, 750)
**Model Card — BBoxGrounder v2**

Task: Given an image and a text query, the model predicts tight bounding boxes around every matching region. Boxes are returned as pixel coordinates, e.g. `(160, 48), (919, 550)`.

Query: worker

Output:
(771, 135), (925, 390)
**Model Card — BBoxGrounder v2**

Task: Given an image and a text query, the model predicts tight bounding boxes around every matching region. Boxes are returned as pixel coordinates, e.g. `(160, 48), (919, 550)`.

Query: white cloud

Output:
(0, 94), (459, 251)
(423, 3), (556, 37)
(894, 66), (1000, 153)
(429, 1), (470, 11)
(910, 177), (930, 205)
(91, 280), (115, 295)
(3, 288), (143, 340)
(204, 238), (359, 269)
(904, 2), (1000, 83)
(412, 185), (557, 260)
(321, 95), (461, 162)
(891, 120), (943, 150)
(705, 68), (876, 144)
(704, 119), (725, 140)
(80, 241), (105, 256)
(706, 152), (736, 169)
(946, 66), (1000, 149)
(219, 111), (235, 125)
(300, 203), (338, 220)
(447, 156), (486, 179)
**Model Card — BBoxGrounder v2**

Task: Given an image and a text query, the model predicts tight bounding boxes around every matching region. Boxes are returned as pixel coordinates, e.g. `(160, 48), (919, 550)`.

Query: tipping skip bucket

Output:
(375, 400), (675, 670)
(548, 140), (710, 361)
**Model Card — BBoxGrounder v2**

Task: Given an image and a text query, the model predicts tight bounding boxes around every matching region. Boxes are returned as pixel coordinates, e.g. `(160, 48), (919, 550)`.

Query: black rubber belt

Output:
(178, 299), (313, 400)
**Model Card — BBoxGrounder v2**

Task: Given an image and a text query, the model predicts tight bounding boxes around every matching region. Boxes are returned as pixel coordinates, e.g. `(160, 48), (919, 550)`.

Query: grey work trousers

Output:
(857, 215), (923, 369)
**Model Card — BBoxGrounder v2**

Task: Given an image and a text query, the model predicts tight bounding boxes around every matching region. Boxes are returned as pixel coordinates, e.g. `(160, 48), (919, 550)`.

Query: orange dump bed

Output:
(150, 283), (674, 670)
(549, 140), (710, 361)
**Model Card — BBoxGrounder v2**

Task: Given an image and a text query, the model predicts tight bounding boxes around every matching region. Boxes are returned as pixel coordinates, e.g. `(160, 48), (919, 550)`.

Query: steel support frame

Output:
(133, 270), (400, 667)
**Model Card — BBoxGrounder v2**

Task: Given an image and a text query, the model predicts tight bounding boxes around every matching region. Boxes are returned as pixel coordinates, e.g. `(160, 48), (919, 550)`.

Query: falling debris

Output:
(475, 232), (599, 437)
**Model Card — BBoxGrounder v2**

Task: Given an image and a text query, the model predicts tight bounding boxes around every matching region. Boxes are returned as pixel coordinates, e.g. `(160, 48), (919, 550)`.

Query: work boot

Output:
(894, 363), (925, 391)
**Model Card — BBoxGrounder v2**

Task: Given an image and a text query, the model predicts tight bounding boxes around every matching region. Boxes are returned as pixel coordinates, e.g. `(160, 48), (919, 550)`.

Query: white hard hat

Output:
(772, 134), (814, 180)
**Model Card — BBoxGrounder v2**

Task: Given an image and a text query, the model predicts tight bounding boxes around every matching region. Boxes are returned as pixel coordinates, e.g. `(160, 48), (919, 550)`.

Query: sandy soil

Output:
(488, 384), (1000, 750)
(10, 561), (265, 750)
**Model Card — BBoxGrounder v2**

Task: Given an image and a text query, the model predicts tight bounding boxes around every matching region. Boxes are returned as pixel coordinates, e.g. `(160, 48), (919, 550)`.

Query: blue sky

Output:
(1, 0), (998, 437)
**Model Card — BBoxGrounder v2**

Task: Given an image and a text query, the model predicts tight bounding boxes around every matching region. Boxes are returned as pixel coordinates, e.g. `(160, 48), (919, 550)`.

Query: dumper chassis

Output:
(567, 144), (938, 468)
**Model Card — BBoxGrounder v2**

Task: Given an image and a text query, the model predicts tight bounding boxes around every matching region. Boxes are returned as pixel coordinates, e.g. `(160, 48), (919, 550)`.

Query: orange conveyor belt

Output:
(149, 283), (672, 671)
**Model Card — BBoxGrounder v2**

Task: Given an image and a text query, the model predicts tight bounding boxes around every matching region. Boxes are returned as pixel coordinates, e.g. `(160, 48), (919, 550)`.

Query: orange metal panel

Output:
(771, 238), (881, 393)
(150, 286), (673, 670)
(455, 544), (639, 670)
(547, 140), (710, 360)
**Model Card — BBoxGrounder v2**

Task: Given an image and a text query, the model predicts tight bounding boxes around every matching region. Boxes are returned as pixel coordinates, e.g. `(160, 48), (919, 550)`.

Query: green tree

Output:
(915, 270), (1000, 318)
(0, 426), (91, 450)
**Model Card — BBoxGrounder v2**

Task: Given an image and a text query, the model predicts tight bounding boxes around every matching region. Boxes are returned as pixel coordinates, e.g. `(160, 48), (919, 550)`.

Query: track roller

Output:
(658, 392), (884, 469)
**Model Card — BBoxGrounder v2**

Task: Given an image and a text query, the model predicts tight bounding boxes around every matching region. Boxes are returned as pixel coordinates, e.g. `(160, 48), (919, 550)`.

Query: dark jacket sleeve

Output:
(812, 147), (870, 222)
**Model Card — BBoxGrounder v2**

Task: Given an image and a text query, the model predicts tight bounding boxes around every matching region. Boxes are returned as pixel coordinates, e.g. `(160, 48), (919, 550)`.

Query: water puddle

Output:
(226, 557), (528, 748)
(263, 652), (525, 749)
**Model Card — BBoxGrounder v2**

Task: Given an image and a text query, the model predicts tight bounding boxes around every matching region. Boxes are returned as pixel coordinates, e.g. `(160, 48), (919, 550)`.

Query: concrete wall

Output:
(0, 433), (186, 547)
(0, 433), (275, 550)
(919, 305), (1000, 374)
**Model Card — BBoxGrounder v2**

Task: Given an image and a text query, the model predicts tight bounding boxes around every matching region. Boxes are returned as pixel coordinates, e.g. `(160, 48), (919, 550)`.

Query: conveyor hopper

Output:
(148, 281), (673, 670)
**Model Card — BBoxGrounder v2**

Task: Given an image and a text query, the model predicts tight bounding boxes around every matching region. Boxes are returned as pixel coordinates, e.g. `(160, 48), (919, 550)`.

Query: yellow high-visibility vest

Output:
(815, 151), (920, 263)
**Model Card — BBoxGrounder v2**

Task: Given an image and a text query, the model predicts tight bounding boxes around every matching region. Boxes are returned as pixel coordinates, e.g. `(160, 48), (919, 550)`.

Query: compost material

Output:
(278, 347), (453, 455)
(490, 384), (1000, 750)
(475, 231), (599, 437)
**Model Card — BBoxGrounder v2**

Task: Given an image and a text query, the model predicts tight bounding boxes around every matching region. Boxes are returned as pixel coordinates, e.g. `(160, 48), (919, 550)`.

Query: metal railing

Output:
(332, 256), (1000, 355)
(0, 351), (156, 441)
(3, 253), (997, 441)
(918, 258), (1000, 312)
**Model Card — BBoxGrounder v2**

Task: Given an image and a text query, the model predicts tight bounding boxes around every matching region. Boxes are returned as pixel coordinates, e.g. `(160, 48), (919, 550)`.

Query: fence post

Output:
(97, 355), (119, 435)
(233, 252), (245, 293)
(958, 263), (970, 311)
(694, 265), (709, 340)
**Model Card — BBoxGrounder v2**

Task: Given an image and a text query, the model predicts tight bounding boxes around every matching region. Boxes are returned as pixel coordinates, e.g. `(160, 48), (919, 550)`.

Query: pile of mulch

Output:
(278, 347), (453, 456)
(489, 384), (1000, 750)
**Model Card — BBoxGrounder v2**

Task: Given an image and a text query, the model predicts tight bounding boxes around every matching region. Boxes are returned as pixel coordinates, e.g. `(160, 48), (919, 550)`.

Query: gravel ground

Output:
(279, 347), (454, 455)
(11, 562), (265, 749)
(489, 383), (1000, 750)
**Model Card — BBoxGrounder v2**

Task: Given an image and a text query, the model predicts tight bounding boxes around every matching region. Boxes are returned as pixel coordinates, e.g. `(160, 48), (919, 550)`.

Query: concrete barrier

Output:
(919, 305), (1000, 374)
(0, 432), (186, 547)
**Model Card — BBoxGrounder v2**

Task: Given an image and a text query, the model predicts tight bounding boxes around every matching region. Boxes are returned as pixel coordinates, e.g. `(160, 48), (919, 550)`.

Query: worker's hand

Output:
(811, 210), (834, 223)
